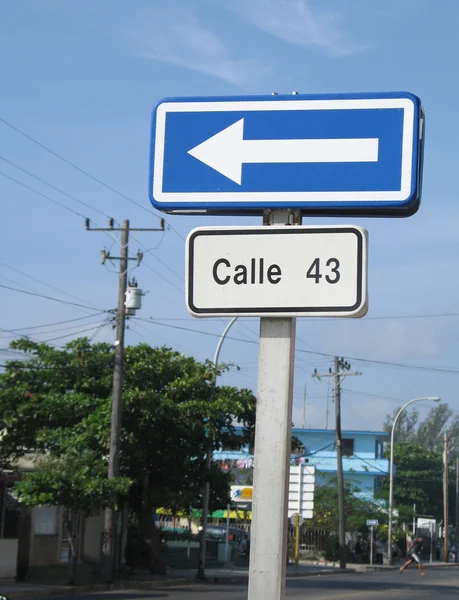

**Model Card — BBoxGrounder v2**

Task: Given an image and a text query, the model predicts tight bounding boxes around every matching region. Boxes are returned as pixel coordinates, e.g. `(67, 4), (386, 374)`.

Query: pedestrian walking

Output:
(375, 539), (383, 564)
(348, 540), (357, 563)
(435, 540), (441, 561)
(400, 536), (426, 577)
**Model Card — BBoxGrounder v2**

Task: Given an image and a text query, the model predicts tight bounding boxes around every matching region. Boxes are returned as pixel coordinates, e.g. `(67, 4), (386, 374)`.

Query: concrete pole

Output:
(247, 209), (299, 600)
(247, 317), (296, 600)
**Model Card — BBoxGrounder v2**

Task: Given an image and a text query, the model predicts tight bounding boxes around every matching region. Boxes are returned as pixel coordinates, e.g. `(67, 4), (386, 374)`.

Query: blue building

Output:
(214, 428), (390, 501)
(292, 428), (390, 500)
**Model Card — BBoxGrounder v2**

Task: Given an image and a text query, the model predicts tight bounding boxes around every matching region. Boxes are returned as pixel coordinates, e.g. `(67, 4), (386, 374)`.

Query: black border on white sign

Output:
(187, 227), (364, 315)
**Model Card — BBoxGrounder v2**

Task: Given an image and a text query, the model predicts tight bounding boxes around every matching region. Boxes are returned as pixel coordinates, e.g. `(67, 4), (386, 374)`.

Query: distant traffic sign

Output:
(149, 92), (424, 216)
(186, 226), (368, 318)
(290, 514), (305, 527)
(366, 520), (379, 527)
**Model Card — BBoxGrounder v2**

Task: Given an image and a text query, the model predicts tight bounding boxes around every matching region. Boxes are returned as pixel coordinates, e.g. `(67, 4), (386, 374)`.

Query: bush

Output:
(324, 534), (340, 562)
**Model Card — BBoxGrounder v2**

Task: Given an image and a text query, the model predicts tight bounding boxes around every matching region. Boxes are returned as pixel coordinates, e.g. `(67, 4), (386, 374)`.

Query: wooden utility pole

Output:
(86, 218), (164, 580)
(444, 432), (449, 562)
(302, 385), (306, 429)
(313, 358), (361, 570)
(104, 219), (129, 580)
(456, 458), (459, 563)
(334, 356), (346, 569)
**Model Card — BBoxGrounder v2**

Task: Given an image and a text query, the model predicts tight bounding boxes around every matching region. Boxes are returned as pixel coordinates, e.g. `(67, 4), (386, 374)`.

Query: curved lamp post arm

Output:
(388, 396), (440, 565)
(197, 317), (239, 579)
(214, 317), (239, 368)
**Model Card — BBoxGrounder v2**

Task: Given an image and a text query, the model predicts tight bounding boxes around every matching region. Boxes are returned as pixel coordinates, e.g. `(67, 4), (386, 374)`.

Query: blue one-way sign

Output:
(149, 92), (424, 216)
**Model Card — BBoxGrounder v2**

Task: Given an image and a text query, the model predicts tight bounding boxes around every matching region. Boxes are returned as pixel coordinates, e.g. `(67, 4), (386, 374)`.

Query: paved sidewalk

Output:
(0, 560), (457, 599)
(0, 564), (348, 598)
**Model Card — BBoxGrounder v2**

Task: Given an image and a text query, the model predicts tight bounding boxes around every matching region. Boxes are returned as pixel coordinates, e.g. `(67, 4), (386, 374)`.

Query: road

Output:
(40, 567), (459, 600)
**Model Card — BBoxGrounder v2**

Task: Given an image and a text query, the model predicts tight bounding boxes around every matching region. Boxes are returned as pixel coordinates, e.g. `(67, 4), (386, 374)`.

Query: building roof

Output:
(292, 428), (389, 437)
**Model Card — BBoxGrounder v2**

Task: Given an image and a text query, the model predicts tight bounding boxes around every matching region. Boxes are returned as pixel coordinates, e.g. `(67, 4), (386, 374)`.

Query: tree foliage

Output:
(384, 402), (459, 455)
(0, 338), (256, 536)
(382, 404), (459, 524)
(309, 477), (385, 531)
(379, 442), (452, 523)
(390, 443), (442, 517)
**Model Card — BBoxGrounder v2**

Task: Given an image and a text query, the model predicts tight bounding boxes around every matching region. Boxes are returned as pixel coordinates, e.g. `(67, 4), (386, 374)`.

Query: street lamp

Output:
(387, 396), (441, 565)
(196, 317), (239, 580)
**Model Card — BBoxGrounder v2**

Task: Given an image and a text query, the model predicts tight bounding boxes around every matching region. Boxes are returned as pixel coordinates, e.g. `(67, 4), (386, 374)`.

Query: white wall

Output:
(0, 539), (18, 578)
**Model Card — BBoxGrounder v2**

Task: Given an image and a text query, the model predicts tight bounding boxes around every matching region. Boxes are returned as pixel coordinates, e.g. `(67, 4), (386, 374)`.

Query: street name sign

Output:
(186, 225), (368, 318)
(288, 465), (315, 520)
(366, 520), (379, 527)
(149, 92), (424, 216)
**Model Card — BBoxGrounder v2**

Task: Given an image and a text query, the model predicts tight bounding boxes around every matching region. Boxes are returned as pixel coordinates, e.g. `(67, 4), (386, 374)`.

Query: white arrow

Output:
(188, 118), (379, 185)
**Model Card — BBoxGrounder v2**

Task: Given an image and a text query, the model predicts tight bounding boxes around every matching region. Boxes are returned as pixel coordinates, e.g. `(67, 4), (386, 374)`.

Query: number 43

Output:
(306, 258), (340, 284)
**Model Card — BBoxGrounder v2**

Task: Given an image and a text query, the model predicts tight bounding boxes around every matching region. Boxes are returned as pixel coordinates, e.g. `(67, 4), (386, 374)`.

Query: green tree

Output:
(380, 442), (444, 522)
(309, 477), (385, 531)
(0, 338), (256, 573)
(383, 407), (419, 444)
(384, 402), (459, 455)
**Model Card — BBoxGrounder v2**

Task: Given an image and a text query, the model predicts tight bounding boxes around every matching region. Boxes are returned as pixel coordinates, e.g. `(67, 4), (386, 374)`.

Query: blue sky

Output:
(1, 0), (459, 432)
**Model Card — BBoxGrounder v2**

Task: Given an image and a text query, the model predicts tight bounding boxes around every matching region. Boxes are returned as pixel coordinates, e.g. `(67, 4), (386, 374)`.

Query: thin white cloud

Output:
(226, 0), (363, 57)
(128, 3), (270, 89)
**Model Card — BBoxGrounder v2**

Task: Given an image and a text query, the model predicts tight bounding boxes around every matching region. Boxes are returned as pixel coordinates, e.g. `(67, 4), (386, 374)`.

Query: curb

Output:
(0, 568), (359, 598)
(10, 563), (456, 599)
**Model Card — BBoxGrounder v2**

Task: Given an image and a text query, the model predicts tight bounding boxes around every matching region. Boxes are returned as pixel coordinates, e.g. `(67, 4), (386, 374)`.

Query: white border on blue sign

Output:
(152, 97), (415, 205)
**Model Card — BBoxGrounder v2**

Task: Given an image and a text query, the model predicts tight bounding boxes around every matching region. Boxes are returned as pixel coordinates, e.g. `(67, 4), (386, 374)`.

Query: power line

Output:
(1, 157), (183, 288)
(353, 453), (389, 475)
(141, 262), (184, 295)
(0, 283), (110, 312)
(132, 316), (258, 345)
(129, 232), (184, 283)
(0, 314), (106, 334)
(344, 355), (459, 375)
(41, 322), (109, 343)
(0, 155), (113, 220)
(0, 318), (108, 340)
(0, 115), (185, 241)
(1, 170), (119, 246)
(0, 261), (104, 311)
(364, 312), (459, 321)
(0, 170), (86, 219)
(132, 317), (459, 376)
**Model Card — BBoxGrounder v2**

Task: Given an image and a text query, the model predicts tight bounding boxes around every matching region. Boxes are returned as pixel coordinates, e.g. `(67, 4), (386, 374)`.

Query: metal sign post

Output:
(366, 520), (378, 566)
(430, 521), (433, 564)
(294, 513), (300, 569)
(289, 513), (304, 570)
(370, 527), (374, 566)
(247, 210), (299, 600)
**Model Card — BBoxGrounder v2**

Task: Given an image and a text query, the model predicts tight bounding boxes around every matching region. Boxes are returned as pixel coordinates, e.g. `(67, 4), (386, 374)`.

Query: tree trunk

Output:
(66, 511), (77, 585)
(66, 511), (84, 585)
(138, 474), (166, 575)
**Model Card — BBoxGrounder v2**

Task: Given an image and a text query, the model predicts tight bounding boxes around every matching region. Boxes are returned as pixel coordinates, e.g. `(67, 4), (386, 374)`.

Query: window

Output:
(375, 439), (384, 459)
(342, 439), (354, 457)
(374, 477), (383, 496)
(33, 506), (57, 535)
